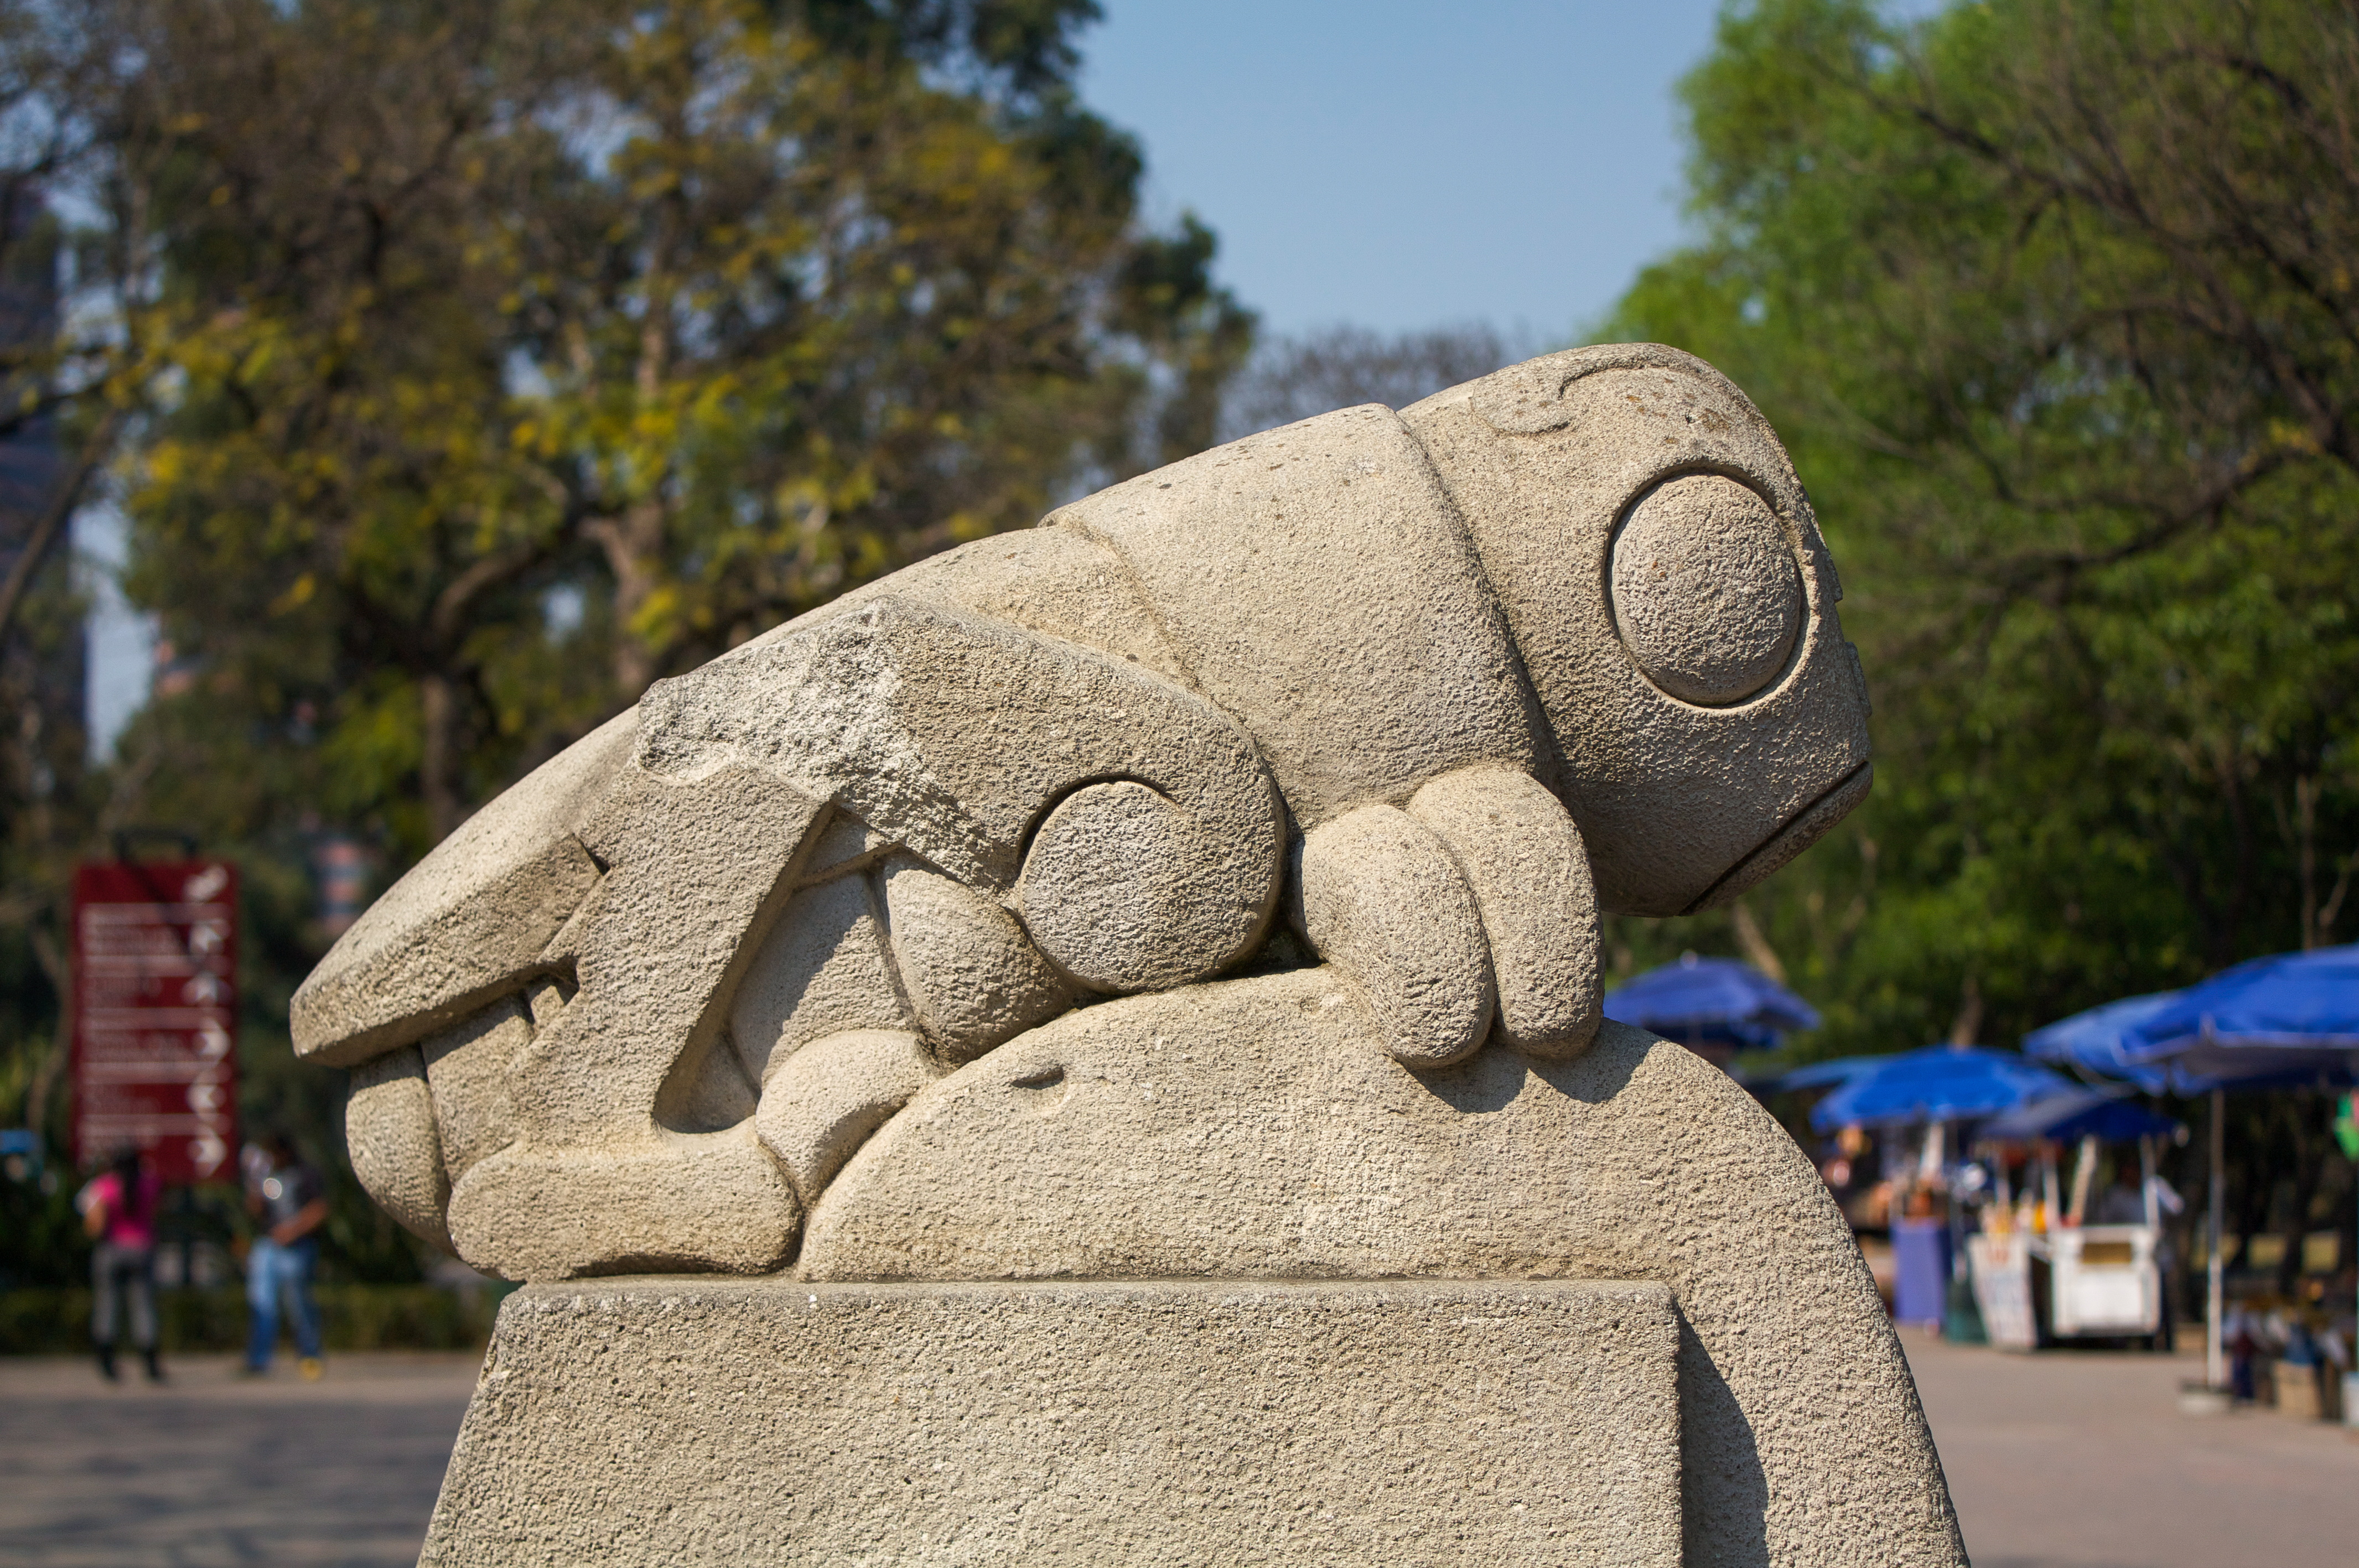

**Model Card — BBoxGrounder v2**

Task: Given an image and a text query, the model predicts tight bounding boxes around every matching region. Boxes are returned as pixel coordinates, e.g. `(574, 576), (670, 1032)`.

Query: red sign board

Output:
(72, 861), (238, 1183)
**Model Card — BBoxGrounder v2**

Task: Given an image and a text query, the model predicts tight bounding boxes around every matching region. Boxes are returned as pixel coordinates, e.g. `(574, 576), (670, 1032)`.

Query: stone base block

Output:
(422, 1278), (1681, 1566)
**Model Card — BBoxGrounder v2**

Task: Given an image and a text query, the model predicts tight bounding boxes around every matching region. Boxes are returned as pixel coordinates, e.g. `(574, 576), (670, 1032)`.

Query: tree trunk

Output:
(1730, 898), (1788, 984)
(1947, 972), (1983, 1047)
(24, 923), (71, 1143)
(0, 408), (126, 647)
(590, 498), (668, 702)
(2274, 1092), (2326, 1301)
(420, 672), (463, 844)
(2298, 775), (2320, 951)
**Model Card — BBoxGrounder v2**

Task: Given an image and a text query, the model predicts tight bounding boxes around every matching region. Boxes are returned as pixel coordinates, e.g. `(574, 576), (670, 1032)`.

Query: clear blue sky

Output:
(1079, 1), (1725, 340)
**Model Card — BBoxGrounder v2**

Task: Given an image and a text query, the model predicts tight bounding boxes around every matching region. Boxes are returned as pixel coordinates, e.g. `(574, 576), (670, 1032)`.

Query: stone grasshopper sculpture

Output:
(300, 345), (1973, 1568)
(303, 342), (1871, 1284)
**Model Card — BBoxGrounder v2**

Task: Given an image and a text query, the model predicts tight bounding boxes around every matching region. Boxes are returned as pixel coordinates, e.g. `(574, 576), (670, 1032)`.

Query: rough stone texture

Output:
(343, 1047), (451, 1253)
(1293, 804), (1494, 1067)
(447, 1129), (797, 1282)
(1404, 345), (1873, 916)
(804, 983), (1964, 1568)
(754, 1029), (942, 1205)
(1050, 404), (1543, 827)
(813, 521), (1195, 686)
(635, 595), (1285, 901)
(440, 762), (822, 1280)
(880, 856), (1072, 1053)
(291, 345), (1960, 1566)
(296, 343), (1884, 1284)
(1408, 766), (1601, 1057)
(1609, 474), (1803, 707)
(422, 1279), (1683, 1568)
(800, 811), (894, 879)
(288, 707), (636, 1067)
(728, 870), (909, 1086)
(419, 996), (527, 1187)
(1018, 780), (1273, 994)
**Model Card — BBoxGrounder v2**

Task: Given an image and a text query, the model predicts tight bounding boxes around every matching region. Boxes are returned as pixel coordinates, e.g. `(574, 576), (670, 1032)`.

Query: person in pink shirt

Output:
(79, 1145), (163, 1383)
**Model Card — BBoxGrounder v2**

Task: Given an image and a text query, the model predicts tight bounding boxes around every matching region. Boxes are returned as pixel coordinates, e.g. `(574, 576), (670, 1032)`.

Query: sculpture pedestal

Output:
(421, 1278), (1682, 1566)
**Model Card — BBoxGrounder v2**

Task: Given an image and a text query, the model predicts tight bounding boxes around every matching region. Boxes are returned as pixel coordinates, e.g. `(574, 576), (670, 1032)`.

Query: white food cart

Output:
(2044, 1224), (2164, 1338)
(1972, 1094), (2182, 1348)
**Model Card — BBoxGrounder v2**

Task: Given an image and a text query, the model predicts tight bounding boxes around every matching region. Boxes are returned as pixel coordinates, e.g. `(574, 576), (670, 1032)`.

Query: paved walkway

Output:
(0, 1352), (478, 1567)
(1902, 1326), (2358, 1567)
(2, 1334), (2353, 1564)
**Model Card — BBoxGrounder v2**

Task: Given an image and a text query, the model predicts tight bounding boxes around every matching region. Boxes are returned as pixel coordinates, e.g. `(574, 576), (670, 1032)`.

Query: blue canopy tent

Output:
(2122, 945), (2359, 1392)
(1979, 1089), (2181, 1147)
(2023, 945), (2359, 1390)
(2122, 945), (2359, 1087)
(1801, 1045), (2070, 1330)
(2023, 993), (2182, 1093)
(1807, 1045), (2073, 1134)
(1603, 953), (1820, 1058)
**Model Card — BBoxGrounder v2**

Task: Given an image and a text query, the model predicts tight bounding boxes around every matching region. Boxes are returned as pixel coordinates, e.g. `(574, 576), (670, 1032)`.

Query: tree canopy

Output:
(1605, 0), (2359, 1060)
(111, 0), (1248, 856)
(1599, 0), (2359, 1273)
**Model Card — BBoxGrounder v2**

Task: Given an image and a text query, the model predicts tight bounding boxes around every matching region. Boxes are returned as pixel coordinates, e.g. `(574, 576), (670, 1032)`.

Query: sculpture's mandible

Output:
(302, 344), (1873, 1283)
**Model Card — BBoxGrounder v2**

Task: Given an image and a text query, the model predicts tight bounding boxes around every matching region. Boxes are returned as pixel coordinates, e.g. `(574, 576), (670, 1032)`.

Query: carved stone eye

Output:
(1608, 475), (1803, 707)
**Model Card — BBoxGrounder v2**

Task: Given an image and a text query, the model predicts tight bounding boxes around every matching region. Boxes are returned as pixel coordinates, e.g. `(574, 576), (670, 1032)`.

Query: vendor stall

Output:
(1976, 1091), (2184, 1351)
(1808, 1045), (2073, 1330)
(1966, 1227), (2038, 1350)
(2046, 1225), (2165, 1337)
(2030, 947), (2359, 1403)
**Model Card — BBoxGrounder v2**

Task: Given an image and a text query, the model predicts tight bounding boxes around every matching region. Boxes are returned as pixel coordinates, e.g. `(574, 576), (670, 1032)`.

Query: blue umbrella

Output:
(2023, 992), (2181, 1092)
(1743, 1055), (1885, 1095)
(1978, 1088), (2181, 1146)
(1808, 1045), (2073, 1133)
(1603, 953), (1820, 1051)
(2038, 946), (2359, 1390)
(2122, 944), (2359, 1087)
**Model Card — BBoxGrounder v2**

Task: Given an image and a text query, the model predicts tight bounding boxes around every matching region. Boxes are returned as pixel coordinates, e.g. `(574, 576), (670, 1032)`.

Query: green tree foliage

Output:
(0, 2), (147, 1196)
(1606, 0), (2359, 1280)
(1605, 0), (2359, 1062)
(115, 0), (1248, 856)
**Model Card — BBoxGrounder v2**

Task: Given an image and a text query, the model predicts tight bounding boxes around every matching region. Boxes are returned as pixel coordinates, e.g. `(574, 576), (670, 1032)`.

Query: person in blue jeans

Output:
(243, 1134), (329, 1378)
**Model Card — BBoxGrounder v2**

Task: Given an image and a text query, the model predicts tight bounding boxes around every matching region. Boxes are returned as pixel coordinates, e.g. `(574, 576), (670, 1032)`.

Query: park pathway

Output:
(0, 1352), (476, 1567)
(1904, 1325), (2356, 1567)
(1, 1331), (2353, 1564)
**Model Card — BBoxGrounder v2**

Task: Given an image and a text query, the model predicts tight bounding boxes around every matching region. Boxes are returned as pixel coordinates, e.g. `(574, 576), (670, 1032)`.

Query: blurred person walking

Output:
(242, 1135), (329, 1378)
(79, 1145), (164, 1383)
